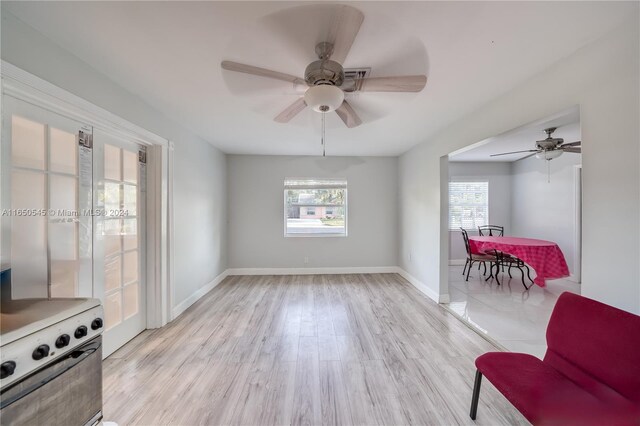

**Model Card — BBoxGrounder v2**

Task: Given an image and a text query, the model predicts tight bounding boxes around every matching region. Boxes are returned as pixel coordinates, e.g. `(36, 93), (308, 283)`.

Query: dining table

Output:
(468, 236), (570, 287)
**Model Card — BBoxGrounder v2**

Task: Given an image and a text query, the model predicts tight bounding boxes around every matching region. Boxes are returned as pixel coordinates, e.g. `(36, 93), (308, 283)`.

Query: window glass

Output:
(284, 179), (347, 237)
(449, 181), (489, 230)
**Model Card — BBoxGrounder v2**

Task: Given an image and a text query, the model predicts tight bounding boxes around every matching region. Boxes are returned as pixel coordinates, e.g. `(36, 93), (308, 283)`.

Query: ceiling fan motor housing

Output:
(536, 138), (564, 150)
(305, 59), (345, 87)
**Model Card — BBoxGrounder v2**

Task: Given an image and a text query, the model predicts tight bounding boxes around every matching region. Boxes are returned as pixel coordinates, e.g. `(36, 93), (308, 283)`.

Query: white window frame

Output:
(283, 178), (348, 238)
(448, 178), (489, 231)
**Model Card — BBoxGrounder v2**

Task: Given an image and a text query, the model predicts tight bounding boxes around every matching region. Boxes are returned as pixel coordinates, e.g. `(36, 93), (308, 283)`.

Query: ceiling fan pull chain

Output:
(321, 111), (326, 157)
(547, 160), (551, 183)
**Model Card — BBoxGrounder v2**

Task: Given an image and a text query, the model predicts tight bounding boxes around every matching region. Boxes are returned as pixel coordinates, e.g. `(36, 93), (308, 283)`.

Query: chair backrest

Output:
(460, 228), (472, 258)
(478, 225), (504, 236)
(544, 292), (640, 403)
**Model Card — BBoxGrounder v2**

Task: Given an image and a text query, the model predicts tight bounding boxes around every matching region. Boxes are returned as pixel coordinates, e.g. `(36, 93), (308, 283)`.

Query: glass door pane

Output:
(3, 99), (91, 299)
(95, 133), (145, 357)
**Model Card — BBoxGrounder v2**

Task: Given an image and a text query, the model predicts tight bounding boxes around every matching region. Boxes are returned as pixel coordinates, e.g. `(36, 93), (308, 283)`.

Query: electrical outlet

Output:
(304, 256), (309, 264)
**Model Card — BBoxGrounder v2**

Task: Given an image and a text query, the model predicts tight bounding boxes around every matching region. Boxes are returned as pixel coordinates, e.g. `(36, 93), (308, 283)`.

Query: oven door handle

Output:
(0, 339), (101, 409)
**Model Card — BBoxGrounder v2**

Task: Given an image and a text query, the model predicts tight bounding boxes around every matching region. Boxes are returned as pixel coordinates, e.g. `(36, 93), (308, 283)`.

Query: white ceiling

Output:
(3, 1), (635, 156)
(450, 107), (581, 162)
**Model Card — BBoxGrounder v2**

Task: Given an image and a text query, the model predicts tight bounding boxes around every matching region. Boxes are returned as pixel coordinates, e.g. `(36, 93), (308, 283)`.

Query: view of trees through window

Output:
(284, 179), (347, 236)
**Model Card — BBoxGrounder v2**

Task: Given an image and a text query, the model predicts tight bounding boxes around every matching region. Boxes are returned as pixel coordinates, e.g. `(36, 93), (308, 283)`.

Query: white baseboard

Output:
(171, 269), (230, 320)
(395, 268), (450, 304)
(226, 266), (399, 276)
(449, 259), (466, 266)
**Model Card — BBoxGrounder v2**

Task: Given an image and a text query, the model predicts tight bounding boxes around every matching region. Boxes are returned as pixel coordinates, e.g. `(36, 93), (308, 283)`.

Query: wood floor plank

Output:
(103, 273), (528, 425)
(292, 336), (322, 426)
(319, 360), (353, 426)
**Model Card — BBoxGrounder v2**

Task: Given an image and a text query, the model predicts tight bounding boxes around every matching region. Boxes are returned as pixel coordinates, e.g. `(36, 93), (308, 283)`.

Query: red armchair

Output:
(470, 292), (640, 425)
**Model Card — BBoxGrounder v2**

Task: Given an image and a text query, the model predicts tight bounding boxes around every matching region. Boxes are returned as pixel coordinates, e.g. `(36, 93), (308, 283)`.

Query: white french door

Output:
(93, 130), (147, 357)
(2, 97), (147, 357)
(2, 97), (93, 299)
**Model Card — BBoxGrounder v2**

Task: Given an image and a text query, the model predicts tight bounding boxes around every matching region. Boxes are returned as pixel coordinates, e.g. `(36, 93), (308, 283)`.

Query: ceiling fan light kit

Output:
(535, 150), (563, 161)
(304, 85), (345, 112)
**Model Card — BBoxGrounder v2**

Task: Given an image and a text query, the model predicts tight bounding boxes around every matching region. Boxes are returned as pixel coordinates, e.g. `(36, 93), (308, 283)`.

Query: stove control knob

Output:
(74, 325), (88, 339)
(32, 345), (50, 361)
(55, 334), (71, 349)
(91, 318), (103, 330)
(1, 361), (16, 379)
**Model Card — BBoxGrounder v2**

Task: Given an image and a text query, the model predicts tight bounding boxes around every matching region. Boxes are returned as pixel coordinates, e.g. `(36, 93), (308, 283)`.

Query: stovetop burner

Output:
(1, 297), (103, 389)
(1, 298), (100, 345)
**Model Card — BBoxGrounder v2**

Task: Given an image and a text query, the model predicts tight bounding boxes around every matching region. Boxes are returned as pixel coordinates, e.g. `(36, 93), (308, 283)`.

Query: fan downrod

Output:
(315, 42), (334, 60)
(305, 42), (345, 86)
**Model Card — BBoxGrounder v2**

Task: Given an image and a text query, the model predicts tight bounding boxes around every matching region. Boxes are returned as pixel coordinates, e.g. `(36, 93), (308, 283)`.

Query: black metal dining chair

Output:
(486, 249), (534, 289)
(478, 225), (504, 236)
(460, 228), (498, 282)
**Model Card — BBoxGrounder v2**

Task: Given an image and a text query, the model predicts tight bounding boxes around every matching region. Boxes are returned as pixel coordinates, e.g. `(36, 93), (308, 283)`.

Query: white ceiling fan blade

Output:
(221, 61), (306, 86)
(358, 75), (427, 92)
(490, 149), (538, 157)
(327, 5), (364, 64)
(562, 147), (581, 153)
(561, 141), (581, 147)
(274, 98), (307, 123)
(335, 101), (362, 128)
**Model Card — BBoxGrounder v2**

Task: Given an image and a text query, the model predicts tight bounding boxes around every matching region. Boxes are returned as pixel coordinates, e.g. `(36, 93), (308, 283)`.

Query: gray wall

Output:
(399, 20), (639, 314)
(2, 12), (228, 310)
(227, 155), (398, 269)
(511, 136), (582, 276)
(448, 162), (513, 261)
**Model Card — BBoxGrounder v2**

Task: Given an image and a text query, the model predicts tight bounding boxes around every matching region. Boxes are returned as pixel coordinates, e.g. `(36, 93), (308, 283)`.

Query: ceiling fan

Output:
(220, 5), (427, 129)
(490, 127), (582, 160)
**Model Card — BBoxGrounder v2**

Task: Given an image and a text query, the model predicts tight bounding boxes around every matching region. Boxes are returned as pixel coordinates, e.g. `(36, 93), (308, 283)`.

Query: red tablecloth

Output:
(468, 236), (569, 287)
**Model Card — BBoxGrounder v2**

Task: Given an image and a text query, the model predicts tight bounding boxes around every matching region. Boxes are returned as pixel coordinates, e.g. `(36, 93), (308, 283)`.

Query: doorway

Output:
(440, 108), (583, 358)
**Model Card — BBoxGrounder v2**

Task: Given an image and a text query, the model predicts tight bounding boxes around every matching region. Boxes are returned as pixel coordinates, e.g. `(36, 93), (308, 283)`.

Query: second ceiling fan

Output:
(221, 5), (427, 128)
(490, 127), (582, 160)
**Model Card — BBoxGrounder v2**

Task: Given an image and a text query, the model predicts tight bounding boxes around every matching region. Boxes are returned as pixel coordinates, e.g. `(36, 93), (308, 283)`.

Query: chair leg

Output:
(525, 265), (534, 283)
(519, 266), (527, 288)
(466, 261), (473, 281)
(482, 262), (487, 275)
(470, 370), (483, 420)
(508, 264), (513, 278)
(463, 259), (469, 276)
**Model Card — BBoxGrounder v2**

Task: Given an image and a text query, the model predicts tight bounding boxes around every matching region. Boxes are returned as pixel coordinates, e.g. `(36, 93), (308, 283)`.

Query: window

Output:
(449, 181), (489, 230)
(284, 179), (347, 236)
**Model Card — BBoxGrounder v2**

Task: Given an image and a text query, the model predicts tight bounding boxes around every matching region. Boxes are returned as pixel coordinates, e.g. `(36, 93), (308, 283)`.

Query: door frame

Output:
(573, 164), (582, 283)
(2, 61), (173, 329)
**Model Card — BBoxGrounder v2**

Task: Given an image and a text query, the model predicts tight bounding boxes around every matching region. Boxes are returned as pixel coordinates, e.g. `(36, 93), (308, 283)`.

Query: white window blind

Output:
(449, 181), (489, 230)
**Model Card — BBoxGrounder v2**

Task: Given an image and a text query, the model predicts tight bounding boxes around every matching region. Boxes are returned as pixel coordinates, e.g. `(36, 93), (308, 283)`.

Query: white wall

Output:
(399, 19), (639, 314)
(228, 155), (398, 269)
(1, 12), (228, 311)
(511, 129), (581, 276)
(448, 162), (513, 261)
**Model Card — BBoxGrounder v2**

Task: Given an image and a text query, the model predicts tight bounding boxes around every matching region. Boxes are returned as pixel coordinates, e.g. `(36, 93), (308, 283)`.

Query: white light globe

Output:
(304, 85), (344, 112)
(536, 150), (563, 160)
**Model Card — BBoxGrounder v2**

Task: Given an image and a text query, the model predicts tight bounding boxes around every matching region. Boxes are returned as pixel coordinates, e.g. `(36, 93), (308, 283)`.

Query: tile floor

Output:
(444, 264), (580, 358)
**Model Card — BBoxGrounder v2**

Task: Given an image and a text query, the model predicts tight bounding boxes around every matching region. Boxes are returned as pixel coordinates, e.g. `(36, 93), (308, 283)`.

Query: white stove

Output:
(0, 296), (104, 426)
(1, 298), (103, 389)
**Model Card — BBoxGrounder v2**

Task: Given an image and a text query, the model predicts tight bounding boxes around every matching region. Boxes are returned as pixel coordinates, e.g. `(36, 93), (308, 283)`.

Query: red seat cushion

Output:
(476, 352), (640, 425)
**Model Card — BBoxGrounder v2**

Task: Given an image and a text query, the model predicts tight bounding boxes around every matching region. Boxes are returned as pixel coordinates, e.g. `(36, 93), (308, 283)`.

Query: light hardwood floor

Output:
(103, 274), (528, 425)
